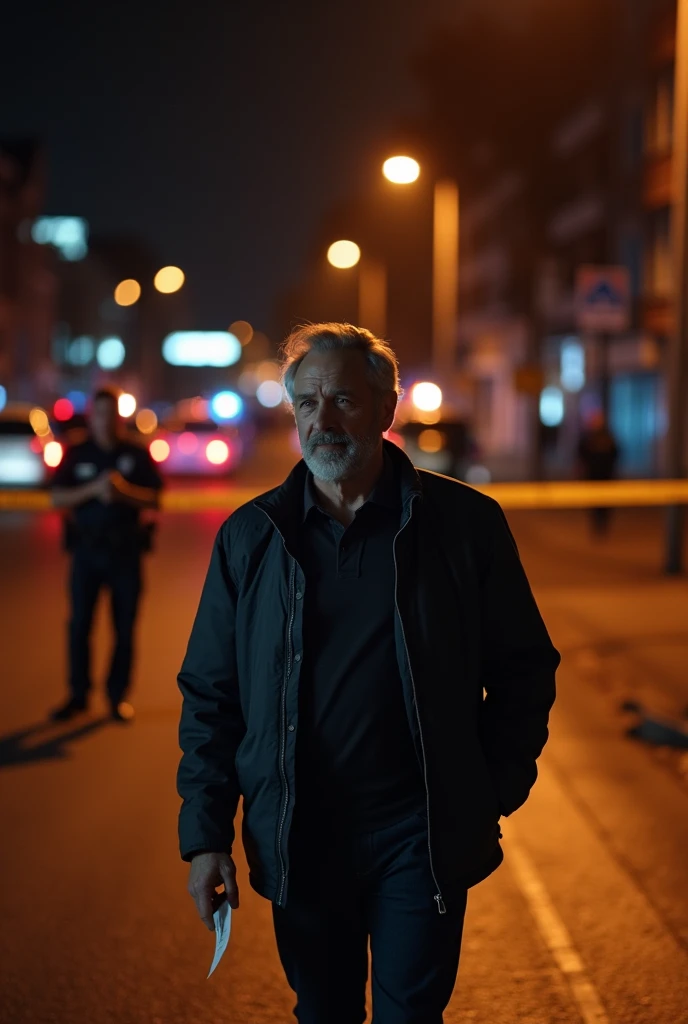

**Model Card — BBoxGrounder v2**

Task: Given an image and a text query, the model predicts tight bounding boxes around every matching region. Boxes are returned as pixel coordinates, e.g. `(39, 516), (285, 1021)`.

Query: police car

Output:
(0, 403), (63, 486)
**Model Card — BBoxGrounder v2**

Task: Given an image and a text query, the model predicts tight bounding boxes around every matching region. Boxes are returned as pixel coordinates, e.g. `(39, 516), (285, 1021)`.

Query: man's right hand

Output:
(188, 852), (239, 931)
(92, 470), (116, 504)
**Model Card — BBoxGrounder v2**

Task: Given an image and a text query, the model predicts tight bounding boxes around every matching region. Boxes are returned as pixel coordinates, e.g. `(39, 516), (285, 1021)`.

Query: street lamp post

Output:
(326, 240), (387, 338)
(665, 0), (688, 574)
(432, 179), (460, 379)
(383, 157), (460, 378)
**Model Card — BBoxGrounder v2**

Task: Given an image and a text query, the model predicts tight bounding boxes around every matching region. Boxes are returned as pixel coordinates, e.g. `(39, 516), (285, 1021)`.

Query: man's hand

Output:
(188, 852), (239, 931)
(92, 470), (116, 504)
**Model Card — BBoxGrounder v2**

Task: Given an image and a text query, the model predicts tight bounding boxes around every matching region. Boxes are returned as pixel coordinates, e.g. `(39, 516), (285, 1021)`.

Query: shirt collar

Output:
(303, 449), (399, 522)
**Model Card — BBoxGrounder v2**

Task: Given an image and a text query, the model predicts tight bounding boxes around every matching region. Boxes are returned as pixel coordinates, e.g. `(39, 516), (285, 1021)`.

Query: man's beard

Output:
(301, 429), (381, 482)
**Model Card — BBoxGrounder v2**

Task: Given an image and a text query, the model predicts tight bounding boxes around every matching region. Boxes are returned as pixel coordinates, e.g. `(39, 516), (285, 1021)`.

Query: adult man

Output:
(50, 388), (163, 723)
(178, 323), (559, 1023)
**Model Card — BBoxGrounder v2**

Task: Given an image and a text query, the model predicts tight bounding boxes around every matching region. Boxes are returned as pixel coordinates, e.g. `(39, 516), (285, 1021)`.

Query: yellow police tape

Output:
(2, 479), (688, 512)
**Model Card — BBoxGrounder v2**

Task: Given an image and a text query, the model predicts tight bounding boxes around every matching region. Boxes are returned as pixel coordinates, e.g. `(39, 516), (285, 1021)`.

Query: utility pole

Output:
(665, 0), (688, 574)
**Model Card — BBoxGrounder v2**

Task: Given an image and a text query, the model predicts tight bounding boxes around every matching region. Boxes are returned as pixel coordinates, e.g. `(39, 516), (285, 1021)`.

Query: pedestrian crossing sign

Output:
(575, 265), (631, 332)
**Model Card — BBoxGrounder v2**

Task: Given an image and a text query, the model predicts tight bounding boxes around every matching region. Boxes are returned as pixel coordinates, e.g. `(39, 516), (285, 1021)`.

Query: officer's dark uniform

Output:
(51, 437), (163, 708)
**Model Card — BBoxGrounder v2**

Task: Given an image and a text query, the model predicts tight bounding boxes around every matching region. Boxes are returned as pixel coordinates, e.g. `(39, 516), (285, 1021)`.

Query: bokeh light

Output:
(53, 398), (74, 421)
(256, 380), (284, 408)
(118, 393), (137, 418)
(154, 266), (185, 294)
(327, 240), (361, 269)
(43, 441), (63, 468)
(411, 382), (443, 412)
(66, 390), (87, 413)
(0, 385), (6, 412)
(539, 386), (564, 427)
(238, 369), (259, 396)
(178, 431), (199, 455)
(135, 408), (158, 434)
(383, 156), (421, 184)
(68, 336), (95, 366)
(206, 439), (230, 464)
(29, 408), (50, 437)
(97, 337), (126, 369)
(114, 279), (141, 306)
(150, 438), (170, 462)
(211, 391), (243, 421)
(418, 428), (446, 453)
(230, 320), (254, 346)
(162, 332), (241, 367)
(256, 360), (280, 382)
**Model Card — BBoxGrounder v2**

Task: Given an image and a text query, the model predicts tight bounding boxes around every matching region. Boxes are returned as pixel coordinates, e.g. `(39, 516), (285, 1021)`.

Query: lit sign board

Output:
(31, 217), (88, 260)
(162, 332), (242, 367)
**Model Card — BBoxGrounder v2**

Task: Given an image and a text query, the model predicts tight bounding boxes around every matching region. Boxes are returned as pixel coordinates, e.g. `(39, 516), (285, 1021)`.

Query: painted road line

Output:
(505, 828), (611, 1024)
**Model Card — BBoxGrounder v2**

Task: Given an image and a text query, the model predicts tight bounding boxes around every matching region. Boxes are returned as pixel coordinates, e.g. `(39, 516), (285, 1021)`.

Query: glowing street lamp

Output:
(383, 155), (459, 379)
(327, 240), (386, 337)
(114, 279), (141, 307)
(411, 381), (443, 413)
(382, 155), (421, 185)
(327, 240), (361, 270)
(154, 266), (185, 294)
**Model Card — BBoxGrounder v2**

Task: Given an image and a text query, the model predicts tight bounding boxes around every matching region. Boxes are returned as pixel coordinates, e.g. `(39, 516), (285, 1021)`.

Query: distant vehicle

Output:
(149, 418), (244, 476)
(394, 416), (482, 482)
(0, 404), (63, 486)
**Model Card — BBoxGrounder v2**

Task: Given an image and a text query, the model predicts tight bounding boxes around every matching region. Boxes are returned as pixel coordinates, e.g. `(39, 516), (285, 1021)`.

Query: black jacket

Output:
(177, 441), (559, 908)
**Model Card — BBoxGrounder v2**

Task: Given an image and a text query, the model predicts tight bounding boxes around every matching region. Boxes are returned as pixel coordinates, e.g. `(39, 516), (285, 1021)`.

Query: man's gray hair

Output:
(280, 322), (403, 404)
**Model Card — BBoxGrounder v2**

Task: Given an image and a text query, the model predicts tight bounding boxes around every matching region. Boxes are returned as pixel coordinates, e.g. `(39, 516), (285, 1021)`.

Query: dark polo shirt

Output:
(296, 454), (426, 832)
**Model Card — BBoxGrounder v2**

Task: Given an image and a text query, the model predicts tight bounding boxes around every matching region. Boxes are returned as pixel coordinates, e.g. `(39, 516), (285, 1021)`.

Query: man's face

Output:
(90, 396), (119, 446)
(292, 348), (396, 482)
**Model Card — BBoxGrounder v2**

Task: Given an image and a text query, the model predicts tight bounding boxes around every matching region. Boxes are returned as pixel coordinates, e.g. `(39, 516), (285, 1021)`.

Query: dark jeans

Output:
(272, 812), (468, 1024)
(68, 546), (142, 705)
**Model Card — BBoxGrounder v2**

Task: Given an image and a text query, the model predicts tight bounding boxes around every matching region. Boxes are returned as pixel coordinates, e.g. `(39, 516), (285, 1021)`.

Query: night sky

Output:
(2, 0), (464, 337)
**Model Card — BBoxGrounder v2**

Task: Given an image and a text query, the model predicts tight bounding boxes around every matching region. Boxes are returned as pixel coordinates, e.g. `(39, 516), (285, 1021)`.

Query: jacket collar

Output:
(255, 439), (422, 537)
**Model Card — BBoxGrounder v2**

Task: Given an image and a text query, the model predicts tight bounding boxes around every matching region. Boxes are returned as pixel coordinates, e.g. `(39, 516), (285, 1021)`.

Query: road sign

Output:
(575, 265), (631, 332)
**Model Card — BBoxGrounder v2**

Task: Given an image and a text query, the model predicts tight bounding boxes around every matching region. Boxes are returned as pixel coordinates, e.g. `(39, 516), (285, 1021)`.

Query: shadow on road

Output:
(0, 717), (110, 769)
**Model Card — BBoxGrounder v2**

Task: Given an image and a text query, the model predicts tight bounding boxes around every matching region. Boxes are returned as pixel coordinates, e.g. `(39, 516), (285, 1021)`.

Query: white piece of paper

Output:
(207, 898), (232, 978)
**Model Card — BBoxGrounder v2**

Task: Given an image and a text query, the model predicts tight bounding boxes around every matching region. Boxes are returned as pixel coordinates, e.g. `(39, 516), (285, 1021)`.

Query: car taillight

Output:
(43, 441), (63, 468)
(150, 439), (170, 462)
(206, 439), (230, 465)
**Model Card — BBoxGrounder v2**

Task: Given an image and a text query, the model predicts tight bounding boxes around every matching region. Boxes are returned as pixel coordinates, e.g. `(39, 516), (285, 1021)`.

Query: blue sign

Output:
(576, 266), (631, 332)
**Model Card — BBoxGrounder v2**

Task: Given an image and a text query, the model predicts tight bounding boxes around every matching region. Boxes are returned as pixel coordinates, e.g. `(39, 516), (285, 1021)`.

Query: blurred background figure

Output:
(577, 410), (619, 537)
(49, 389), (163, 723)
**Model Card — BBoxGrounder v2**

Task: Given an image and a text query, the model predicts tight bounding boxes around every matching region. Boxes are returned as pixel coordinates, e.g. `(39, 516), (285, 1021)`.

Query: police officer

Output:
(50, 388), (163, 723)
(577, 410), (620, 536)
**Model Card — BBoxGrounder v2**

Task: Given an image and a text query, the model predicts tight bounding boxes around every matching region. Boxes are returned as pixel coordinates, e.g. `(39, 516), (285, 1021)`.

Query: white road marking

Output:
(505, 828), (611, 1024)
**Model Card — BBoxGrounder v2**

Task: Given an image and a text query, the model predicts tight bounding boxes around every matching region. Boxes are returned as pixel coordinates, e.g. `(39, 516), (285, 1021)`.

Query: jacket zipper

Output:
(393, 497), (446, 915)
(275, 558), (296, 905)
(256, 504), (296, 908)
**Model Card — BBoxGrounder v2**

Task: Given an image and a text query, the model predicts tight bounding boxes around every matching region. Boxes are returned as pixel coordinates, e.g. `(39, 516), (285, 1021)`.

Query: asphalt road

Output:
(1, 430), (688, 1024)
